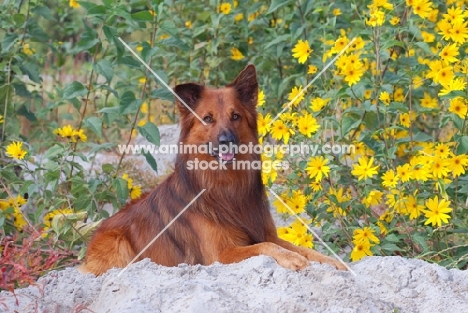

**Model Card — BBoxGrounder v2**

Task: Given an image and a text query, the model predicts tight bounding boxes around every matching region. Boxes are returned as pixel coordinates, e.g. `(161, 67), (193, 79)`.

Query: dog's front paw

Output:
(275, 250), (309, 271)
(301, 250), (348, 271)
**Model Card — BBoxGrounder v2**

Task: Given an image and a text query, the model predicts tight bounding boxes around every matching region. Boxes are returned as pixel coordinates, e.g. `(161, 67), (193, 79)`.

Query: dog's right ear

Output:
(174, 83), (204, 113)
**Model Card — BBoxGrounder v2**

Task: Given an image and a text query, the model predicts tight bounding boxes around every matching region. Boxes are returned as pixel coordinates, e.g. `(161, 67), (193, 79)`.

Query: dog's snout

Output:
(218, 132), (235, 145)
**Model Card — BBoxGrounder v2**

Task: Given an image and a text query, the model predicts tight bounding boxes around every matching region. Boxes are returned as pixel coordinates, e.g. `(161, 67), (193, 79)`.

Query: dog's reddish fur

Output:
(81, 65), (347, 275)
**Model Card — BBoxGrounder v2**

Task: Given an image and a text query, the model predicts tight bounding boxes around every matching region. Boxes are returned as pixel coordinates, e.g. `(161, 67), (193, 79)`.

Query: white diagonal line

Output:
(117, 189), (206, 277)
(267, 187), (357, 276)
(117, 37), (207, 126)
(268, 37), (357, 126)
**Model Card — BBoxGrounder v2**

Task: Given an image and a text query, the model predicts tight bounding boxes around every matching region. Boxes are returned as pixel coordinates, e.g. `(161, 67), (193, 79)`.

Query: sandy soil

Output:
(1, 256), (467, 313)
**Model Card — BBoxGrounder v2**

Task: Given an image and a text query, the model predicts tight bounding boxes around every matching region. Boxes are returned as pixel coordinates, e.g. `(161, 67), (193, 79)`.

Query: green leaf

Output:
(381, 243), (402, 253)
(264, 34), (290, 50)
(83, 116), (102, 138)
(87, 142), (115, 155)
(131, 10), (154, 22)
(412, 234), (429, 252)
(20, 62), (42, 84)
(381, 40), (405, 50)
(143, 151), (158, 173)
(266, 0), (292, 14)
(113, 178), (129, 204)
(137, 122), (160, 146)
(456, 136), (468, 154)
(160, 20), (178, 37)
(2, 33), (18, 50)
(151, 88), (174, 101)
(32, 6), (55, 21)
(13, 14), (26, 27)
(63, 82), (88, 100)
(86, 5), (106, 17)
(119, 91), (143, 114)
(94, 59), (113, 83)
(102, 163), (114, 173)
(414, 42), (433, 55)
(44, 145), (65, 159)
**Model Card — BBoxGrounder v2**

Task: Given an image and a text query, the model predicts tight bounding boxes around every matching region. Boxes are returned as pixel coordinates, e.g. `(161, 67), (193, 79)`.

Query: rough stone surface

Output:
(1, 256), (467, 313)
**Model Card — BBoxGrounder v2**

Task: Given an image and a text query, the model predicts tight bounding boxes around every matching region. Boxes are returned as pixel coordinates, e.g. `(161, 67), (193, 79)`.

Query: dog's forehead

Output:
(201, 88), (239, 111)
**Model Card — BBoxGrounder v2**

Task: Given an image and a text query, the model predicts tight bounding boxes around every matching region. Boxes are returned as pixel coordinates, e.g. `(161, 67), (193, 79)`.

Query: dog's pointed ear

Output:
(228, 64), (258, 107)
(174, 83), (204, 112)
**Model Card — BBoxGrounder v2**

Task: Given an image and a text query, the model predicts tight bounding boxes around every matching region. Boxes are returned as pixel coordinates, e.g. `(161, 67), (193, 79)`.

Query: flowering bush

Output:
(1, 0), (468, 288)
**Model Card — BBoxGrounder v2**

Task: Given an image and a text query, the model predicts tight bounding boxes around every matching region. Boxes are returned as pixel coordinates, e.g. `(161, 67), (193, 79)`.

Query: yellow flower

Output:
(257, 90), (265, 106)
(341, 64), (364, 86)
(0, 115), (3, 123)
(219, 3), (231, 15)
(439, 78), (467, 96)
(449, 154), (468, 177)
(431, 156), (450, 179)
(69, 0), (80, 9)
(424, 196), (452, 227)
(411, 0), (433, 19)
(13, 210), (27, 231)
(379, 91), (391, 105)
(351, 157), (379, 181)
(4, 195), (27, 209)
(310, 97), (329, 112)
(234, 13), (244, 22)
(307, 65), (318, 74)
(122, 173), (133, 189)
(399, 113), (411, 128)
(390, 16), (400, 25)
(405, 195), (424, 220)
(273, 192), (289, 214)
(366, 9), (385, 27)
(230, 47), (244, 61)
(362, 190), (383, 208)
(22, 43), (35, 56)
(257, 113), (272, 137)
(421, 31), (435, 43)
(130, 185), (142, 199)
(54, 125), (75, 140)
(5, 141), (27, 160)
(288, 86), (305, 106)
(185, 21), (192, 29)
(292, 39), (312, 64)
(285, 190), (307, 214)
(434, 143), (450, 159)
(325, 187), (350, 217)
(353, 226), (380, 245)
(381, 169), (399, 188)
(73, 129), (87, 142)
(270, 120), (293, 144)
(351, 240), (372, 262)
(420, 92), (438, 109)
(450, 21), (468, 44)
(297, 113), (320, 137)
(280, 220), (314, 248)
(448, 97), (468, 119)
(439, 43), (459, 64)
(43, 208), (74, 230)
(333, 8), (342, 16)
(306, 156), (330, 182)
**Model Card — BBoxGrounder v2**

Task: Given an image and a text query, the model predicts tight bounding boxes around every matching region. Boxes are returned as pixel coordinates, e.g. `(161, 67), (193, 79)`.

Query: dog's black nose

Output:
(218, 132), (235, 145)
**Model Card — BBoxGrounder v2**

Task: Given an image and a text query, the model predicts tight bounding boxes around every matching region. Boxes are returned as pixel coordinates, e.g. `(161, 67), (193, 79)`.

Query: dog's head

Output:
(175, 65), (259, 163)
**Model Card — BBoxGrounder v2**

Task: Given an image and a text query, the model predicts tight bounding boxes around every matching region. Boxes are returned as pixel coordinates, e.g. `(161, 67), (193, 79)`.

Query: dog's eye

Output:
(232, 113), (240, 121)
(203, 116), (213, 123)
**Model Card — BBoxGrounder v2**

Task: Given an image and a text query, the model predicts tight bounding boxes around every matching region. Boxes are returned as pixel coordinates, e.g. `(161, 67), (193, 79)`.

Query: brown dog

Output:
(81, 65), (347, 275)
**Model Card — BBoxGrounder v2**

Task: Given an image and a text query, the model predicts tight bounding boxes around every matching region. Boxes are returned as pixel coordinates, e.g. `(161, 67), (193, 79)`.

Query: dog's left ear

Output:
(227, 64), (258, 107)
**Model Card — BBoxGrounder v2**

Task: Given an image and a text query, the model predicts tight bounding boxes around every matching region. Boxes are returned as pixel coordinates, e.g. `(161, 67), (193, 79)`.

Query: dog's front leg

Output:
(267, 235), (348, 270)
(218, 242), (309, 270)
